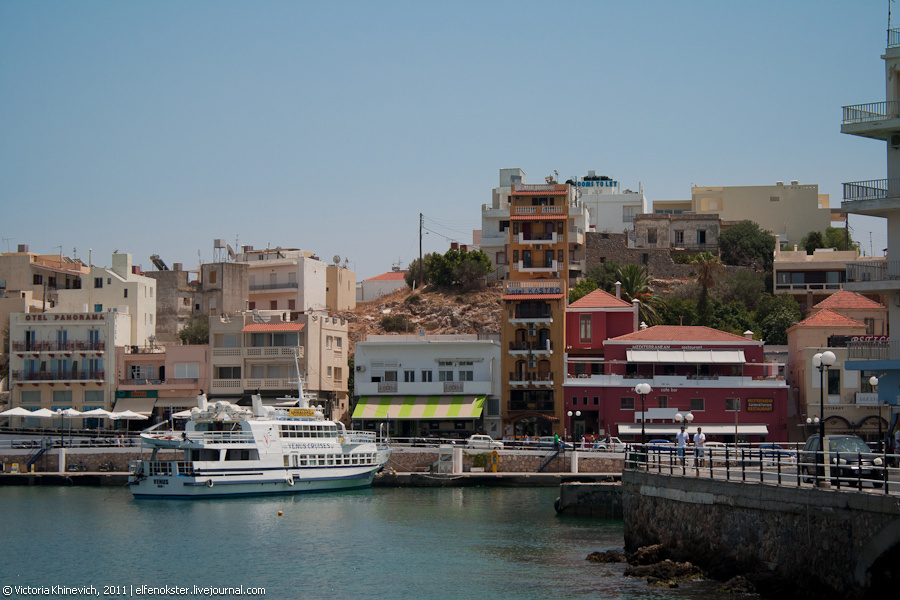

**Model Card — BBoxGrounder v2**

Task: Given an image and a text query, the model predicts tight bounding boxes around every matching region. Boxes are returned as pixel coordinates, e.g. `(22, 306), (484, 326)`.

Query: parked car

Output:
(537, 436), (573, 450)
(465, 435), (503, 450)
(759, 443), (796, 465)
(647, 439), (676, 454)
(594, 436), (627, 452)
(800, 435), (884, 487)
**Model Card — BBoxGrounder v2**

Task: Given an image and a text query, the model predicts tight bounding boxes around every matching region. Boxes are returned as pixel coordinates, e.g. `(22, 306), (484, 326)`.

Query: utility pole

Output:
(418, 213), (423, 291)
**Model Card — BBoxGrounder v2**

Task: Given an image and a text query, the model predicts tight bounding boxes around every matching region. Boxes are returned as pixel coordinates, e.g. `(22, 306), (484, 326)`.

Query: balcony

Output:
(513, 205), (566, 216)
(377, 381), (398, 394)
(12, 370), (105, 382)
(842, 179), (900, 216)
(249, 281), (299, 291)
(244, 346), (303, 358)
(12, 341), (105, 353)
(512, 260), (559, 274)
(514, 232), (558, 245)
(846, 340), (900, 362)
(509, 341), (553, 355)
(508, 372), (554, 387)
(890, 28), (900, 48)
(844, 260), (900, 293)
(841, 101), (900, 140)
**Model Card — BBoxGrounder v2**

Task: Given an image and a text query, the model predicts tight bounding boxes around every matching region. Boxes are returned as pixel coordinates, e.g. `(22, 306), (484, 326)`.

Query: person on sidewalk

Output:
(693, 427), (707, 468)
(676, 426), (689, 466)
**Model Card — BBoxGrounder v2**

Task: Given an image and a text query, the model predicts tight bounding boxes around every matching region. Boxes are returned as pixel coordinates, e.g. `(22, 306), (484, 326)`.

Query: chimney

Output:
(451, 242), (459, 250)
(632, 298), (640, 331)
(744, 330), (754, 340)
(615, 281), (622, 299)
(806, 290), (813, 311)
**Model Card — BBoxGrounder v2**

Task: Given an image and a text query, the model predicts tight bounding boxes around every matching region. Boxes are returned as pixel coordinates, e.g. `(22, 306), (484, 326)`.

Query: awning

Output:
(352, 396), (486, 420)
(616, 423), (769, 436)
(111, 397), (156, 416)
(626, 349), (746, 364)
(154, 397), (199, 408)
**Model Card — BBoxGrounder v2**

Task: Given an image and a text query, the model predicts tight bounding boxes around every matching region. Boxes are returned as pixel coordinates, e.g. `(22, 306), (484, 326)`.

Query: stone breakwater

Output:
(385, 447), (625, 474)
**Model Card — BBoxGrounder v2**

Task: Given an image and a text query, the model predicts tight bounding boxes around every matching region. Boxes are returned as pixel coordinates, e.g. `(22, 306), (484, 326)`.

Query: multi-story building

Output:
(326, 263), (356, 311)
(352, 333), (502, 438)
(114, 344), (209, 420)
(690, 181), (838, 248)
(500, 182), (573, 437)
(7, 310), (129, 425)
(207, 309), (349, 419)
(479, 168), (525, 279)
(631, 213), (720, 253)
(52, 253), (157, 348)
(0, 245), (89, 311)
(235, 246), (327, 313)
(564, 325), (790, 443)
(773, 244), (883, 311)
(576, 171), (647, 235)
(836, 27), (900, 434)
(145, 261), (249, 344)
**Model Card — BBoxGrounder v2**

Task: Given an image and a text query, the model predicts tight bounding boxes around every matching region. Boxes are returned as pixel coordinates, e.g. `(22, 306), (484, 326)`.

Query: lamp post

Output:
(812, 351), (836, 486)
(567, 410), (581, 447)
(635, 383), (651, 445)
(871, 376), (882, 452)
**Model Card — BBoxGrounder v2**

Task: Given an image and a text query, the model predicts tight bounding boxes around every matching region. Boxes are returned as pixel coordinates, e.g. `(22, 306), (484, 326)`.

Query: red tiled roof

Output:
(241, 323), (306, 332)
(568, 289), (633, 309)
(510, 214), (568, 220)
(813, 290), (884, 310)
(502, 293), (565, 301)
(606, 325), (755, 344)
(795, 309), (866, 329)
(366, 271), (407, 282)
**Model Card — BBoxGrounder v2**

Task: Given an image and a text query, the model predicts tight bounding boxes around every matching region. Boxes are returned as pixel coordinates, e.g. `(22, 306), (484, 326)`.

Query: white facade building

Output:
(353, 333), (503, 438)
(236, 246), (327, 313)
(576, 171), (647, 233)
(53, 253), (157, 348)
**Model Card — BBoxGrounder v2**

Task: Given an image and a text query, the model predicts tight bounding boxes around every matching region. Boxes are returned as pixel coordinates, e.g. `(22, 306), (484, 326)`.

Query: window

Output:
(496, 252), (506, 266)
(404, 370), (415, 383)
(865, 318), (875, 335)
(593, 396), (599, 406)
(326, 336), (333, 349)
(657, 395), (668, 408)
(33, 274), (43, 285)
(20, 390), (41, 404)
(383, 371), (397, 382)
(220, 334), (238, 348)
(674, 230), (684, 245)
(52, 390), (73, 406)
(499, 220), (509, 232)
(647, 229), (657, 245)
(620, 397), (635, 410)
(174, 363), (200, 379)
(827, 369), (840, 395)
(690, 398), (705, 411)
(439, 370), (454, 382)
(217, 366), (241, 379)
(459, 370), (474, 381)
(288, 299), (296, 311)
(327, 366), (333, 378)
(84, 390), (103, 408)
(421, 370), (433, 382)
(209, 270), (217, 284)
(270, 300), (277, 310)
(641, 253), (649, 265)
(726, 398), (741, 412)
(94, 277), (103, 289)
(579, 314), (592, 343)
(697, 230), (707, 245)
(123, 289), (128, 298)
(335, 337), (342, 349)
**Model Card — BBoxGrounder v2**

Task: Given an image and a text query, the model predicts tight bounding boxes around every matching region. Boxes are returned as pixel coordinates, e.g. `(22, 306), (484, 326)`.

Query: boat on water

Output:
(128, 386), (391, 498)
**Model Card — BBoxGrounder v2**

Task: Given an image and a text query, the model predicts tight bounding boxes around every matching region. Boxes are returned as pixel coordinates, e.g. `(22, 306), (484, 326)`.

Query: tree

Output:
(691, 251), (721, 326)
(568, 278), (598, 303)
(584, 261), (622, 293)
(616, 264), (661, 326)
(824, 226), (854, 252)
(719, 221), (776, 271)
(409, 248), (493, 290)
(801, 230), (825, 254)
(179, 316), (209, 345)
(713, 269), (766, 311)
(754, 294), (801, 345)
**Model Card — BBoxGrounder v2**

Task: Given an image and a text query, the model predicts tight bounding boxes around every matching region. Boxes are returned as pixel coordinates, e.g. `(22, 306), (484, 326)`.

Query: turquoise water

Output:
(0, 486), (732, 599)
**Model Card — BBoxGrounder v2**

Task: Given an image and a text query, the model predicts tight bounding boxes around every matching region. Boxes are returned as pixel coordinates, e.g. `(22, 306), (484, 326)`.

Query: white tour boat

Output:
(128, 388), (391, 498)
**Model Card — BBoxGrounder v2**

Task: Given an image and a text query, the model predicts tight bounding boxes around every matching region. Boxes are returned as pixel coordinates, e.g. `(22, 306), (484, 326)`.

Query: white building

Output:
(352, 333), (502, 439)
(356, 270), (409, 302)
(53, 253), (157, 348)
(235, 246), (327, 313)
(576, 171), (648, 234)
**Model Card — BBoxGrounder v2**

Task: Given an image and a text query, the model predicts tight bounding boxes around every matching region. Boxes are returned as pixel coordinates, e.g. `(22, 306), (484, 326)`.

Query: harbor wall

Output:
(385, 447), (624, 474)
(622, 470), (900, 597)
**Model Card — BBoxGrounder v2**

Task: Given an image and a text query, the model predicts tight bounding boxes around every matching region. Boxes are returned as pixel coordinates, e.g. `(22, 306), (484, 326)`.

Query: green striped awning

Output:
(351, 396), (486, 420)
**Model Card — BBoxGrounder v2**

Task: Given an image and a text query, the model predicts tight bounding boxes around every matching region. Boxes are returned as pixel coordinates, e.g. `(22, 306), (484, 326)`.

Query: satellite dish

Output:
(226, 244), (236, 259)
(332, 254), (341, 265)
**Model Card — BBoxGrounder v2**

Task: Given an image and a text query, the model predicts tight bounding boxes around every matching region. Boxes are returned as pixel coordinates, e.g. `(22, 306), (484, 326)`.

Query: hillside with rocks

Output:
(335, 284), (504, 351)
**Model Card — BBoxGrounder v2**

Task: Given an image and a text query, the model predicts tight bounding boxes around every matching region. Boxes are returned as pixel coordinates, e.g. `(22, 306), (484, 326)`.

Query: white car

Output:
(465, 435), (504, 450)
(594, 437), (627, 452)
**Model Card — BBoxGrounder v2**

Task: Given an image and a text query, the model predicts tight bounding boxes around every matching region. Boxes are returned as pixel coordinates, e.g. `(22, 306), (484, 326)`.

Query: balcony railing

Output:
(249, 282), (299, 291)
(11, 341), (105, 352)
(843, 179), (900, 202)
(847, 340), (900, 361)
(12, 370), (105, 382)
(514, 232), (558, 244)
(842, 101), (900, 125)
(509, 341), (553, 352)
(508, 401), (555, 412)
(845, 260), (900, 283)
(377, 381), (398, 393)
(509, 372), (554, 383)
(889, 28), (900, 48)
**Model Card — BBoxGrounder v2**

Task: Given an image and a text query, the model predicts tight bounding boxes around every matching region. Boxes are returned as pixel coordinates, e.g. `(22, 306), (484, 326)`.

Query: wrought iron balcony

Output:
(845, 260), (900, 283)
(843, 179), (900, 202)
(847, 340), (900, 361)
(841, 101), (900, 126)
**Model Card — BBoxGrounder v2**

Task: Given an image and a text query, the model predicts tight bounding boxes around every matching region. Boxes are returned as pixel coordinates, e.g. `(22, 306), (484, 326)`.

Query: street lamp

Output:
(635, 383), (651, 445)
(870, 375), (882, 452)
(567, 410), (581, 446)
(812, 351), (836, 486)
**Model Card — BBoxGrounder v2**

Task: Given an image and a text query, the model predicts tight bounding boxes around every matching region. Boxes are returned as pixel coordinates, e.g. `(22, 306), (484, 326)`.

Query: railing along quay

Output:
(626, 443), (900, 495)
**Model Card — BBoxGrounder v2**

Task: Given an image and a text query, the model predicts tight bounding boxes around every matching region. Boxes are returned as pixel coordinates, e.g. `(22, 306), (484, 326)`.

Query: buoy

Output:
(278, 511), (283, 516)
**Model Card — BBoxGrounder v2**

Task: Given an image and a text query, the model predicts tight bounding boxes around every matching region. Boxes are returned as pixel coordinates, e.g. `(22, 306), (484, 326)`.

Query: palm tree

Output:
(691, 251), (722, 326)
(615, 264), (660, 326)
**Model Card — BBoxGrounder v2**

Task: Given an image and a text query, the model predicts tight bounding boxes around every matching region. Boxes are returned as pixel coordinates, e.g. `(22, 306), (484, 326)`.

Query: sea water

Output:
(0, 486), (736, 599)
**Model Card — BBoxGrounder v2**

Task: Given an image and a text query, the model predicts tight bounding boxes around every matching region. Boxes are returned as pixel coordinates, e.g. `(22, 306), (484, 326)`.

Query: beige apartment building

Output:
(114, 344), (210, 420)
(207, 309), (349, 420)
(773, 245), (885, 311)
(325, 263), (356, 311)
(0, 246), (90, 311)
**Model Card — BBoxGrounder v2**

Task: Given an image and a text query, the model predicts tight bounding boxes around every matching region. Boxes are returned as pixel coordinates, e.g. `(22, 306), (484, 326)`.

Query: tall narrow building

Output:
(501, 181), (574, 437)
(840, 25), (900, 430)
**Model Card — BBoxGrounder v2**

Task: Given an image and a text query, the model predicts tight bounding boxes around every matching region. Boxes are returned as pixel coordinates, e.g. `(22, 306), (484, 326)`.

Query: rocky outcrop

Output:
(586, 550), (626, 563)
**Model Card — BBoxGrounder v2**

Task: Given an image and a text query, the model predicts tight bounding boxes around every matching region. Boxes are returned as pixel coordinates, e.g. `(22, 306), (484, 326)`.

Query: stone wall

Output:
(0, 449), (178, 473)
(386, 447), (623, 474)
(622, 470), (900, 597)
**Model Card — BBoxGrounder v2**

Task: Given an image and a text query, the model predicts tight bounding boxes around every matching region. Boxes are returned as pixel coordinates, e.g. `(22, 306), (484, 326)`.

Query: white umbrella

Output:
(30, 408), (57, 418)
(57, 408), (82, 417)
(81, 408), (113, 417)
(110, 410), (148, 420)
(172, 409), (193, 419)
(1, 407), (36, 417)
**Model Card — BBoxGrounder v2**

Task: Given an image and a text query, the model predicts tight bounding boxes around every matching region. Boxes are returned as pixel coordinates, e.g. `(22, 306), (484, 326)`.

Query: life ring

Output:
(286, 476), (294, 486)
(206, 479), (214, 488)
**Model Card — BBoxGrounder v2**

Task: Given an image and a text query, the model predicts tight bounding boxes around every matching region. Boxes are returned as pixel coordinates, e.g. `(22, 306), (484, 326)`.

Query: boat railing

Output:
(135, 460), (194, 477)
(344, 430), (377, 443)
(185, 431), (256, 444)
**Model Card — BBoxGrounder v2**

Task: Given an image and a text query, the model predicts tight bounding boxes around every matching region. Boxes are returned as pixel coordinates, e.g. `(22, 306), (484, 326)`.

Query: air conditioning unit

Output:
(356, 365), (366, 372)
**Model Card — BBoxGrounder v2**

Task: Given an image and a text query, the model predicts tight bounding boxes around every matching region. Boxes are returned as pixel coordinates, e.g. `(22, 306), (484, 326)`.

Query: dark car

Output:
(800, 435), (884, 487)
(759, 443), (796, 465)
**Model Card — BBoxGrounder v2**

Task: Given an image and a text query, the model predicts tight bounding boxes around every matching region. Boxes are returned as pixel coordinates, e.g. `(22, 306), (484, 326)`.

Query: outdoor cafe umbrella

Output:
(56, 408), (82, 447)
(110, 410), (148, 420)
(29, 408), (57, 418)
(0, 406), (36, 430)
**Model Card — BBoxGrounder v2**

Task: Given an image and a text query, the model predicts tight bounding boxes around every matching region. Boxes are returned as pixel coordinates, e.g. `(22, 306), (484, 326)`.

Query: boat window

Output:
(292, 454), (299, 467)
(283, 455), (289, 467)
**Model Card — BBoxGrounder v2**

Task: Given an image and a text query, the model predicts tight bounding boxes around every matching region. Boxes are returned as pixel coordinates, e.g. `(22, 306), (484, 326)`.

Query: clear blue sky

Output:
(0, 1), (893, 280)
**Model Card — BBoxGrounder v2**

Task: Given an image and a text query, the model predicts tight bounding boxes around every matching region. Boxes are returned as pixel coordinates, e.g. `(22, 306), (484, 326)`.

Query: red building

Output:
(563, 324), (789, 444)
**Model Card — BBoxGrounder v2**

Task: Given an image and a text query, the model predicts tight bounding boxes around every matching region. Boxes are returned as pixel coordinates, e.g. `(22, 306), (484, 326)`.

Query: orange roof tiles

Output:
(795, 309), (866, 329)
(366, 271), (407, 282)
(813, 290), (884, 310)
(568, 289), (633, 309)
(241, 323), (306, 332)
(606, 325), (755, 344)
